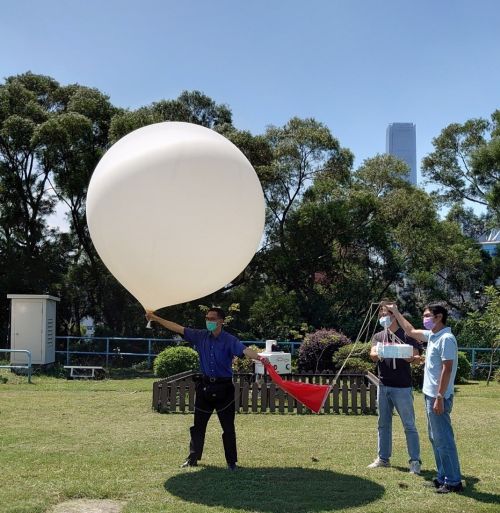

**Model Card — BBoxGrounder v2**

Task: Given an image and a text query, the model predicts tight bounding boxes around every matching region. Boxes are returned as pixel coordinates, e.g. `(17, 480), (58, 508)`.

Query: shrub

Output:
(233, 345), (263, 373)
(332, 343), (375, 374)
(456, 351), (471, 384)
(153, 346), (199, 378)
(411, 363), (425, 389)
(297, 329), (351, 372)
(342, 357), (374, 374)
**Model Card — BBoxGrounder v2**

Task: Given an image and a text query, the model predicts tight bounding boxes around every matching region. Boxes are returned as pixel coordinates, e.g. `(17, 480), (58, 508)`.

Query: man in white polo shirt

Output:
(387, 303), (463, 494)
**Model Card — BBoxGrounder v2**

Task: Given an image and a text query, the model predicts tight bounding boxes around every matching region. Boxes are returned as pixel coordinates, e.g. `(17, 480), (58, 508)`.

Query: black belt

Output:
(200, 376), (233, 384)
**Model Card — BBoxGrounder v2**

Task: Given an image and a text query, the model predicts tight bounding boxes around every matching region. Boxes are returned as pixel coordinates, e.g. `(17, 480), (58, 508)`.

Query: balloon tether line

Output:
(331, 302), (381, 385)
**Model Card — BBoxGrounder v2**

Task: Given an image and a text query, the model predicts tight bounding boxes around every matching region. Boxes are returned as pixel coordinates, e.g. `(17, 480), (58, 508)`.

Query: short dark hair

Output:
(425, 303), (448, 324)
(207, 307), (225, 320)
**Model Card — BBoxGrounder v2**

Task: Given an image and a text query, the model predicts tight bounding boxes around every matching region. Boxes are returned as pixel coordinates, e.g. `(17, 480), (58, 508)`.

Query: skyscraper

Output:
(386, 123), (417, 185)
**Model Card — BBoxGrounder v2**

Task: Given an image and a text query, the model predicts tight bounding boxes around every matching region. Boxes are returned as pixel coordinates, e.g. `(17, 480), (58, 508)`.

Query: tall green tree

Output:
(261, 117), (351, 250)
(0, 73), (148, 336)
(470, 110), (500, 222)
(422, 111), (500, 223)
(248, 152), (491, 339)
(109, 90), (232, 143)
(0, 73), (63, 341)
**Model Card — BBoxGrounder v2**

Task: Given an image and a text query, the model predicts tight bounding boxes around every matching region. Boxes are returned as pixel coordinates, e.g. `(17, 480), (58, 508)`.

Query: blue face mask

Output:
(206, 320), (218, 332)
(379, 315), (392, 329)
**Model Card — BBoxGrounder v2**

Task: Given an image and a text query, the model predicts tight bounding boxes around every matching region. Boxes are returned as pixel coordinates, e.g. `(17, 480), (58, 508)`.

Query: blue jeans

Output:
(424, 394), (462, 486)
(377, 385), (420, 462)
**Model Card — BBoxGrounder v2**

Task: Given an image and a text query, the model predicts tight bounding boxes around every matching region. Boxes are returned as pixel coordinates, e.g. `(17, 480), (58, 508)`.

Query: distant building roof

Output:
(478, 229), (500, 245)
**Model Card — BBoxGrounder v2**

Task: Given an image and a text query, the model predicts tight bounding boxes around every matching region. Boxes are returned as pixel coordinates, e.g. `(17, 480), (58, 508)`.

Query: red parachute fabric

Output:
(263, 361), (332, 414)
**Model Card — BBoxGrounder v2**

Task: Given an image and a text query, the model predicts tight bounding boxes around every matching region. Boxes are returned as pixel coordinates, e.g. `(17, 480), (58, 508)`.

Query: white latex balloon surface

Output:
(86, 122), (265, 311)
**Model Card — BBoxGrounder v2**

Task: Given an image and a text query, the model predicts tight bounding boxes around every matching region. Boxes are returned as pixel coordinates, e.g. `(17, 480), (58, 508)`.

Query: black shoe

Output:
(436, 482), (464, 494)
(227, 463), (238, 471)
(180, 459), (197, 468)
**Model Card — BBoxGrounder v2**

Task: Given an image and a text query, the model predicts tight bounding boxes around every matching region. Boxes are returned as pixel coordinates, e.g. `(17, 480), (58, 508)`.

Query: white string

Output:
(332, 302), (381, 385)
(380, 321), (407, 369)
(366, 303), (381, 345)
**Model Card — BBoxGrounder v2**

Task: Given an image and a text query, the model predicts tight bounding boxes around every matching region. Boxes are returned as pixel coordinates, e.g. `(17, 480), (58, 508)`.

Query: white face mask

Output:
(379, 315), (392, 329)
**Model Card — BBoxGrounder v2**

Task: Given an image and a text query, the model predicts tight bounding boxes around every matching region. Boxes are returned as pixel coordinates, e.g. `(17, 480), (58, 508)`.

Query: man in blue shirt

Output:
(387, 303), (463, 494)
(146, 307), (263, 470)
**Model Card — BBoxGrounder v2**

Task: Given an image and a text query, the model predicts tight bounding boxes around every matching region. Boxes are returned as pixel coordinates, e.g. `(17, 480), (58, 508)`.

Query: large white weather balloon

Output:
(86, 122), (265, 311)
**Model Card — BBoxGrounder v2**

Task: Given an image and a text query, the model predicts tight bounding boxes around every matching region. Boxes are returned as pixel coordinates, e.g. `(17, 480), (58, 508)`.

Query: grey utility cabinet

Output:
(7, 294), (60, 365)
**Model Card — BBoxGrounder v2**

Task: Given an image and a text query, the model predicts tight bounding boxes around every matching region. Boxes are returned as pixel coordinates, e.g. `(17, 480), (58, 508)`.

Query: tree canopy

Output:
(0, 72), (498, 344)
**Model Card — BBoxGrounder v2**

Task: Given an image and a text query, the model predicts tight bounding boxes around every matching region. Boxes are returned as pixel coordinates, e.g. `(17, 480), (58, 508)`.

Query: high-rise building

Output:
(386, 123), (417, 185)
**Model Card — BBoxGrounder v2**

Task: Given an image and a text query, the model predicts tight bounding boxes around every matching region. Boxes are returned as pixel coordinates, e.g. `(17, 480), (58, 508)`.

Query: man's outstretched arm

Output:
(145, 310), (185, 336)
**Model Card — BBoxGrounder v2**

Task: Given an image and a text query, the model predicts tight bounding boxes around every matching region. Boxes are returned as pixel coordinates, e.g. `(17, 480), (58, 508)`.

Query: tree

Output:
(35, 86), (117, 265)
(261, 117), (350, 250)
(422, 112), (500, 223)
(478, 286), (500, 384)
(445, 204), (490, 239)
(0, 73), (63, 342)
(470, 110), (500, 223)
(250, 152), (492, 338)
(247, 284), (304, 340)
(0, 75), (154, 336)
(109, 90), (232, 143)
(0, 74), (58, 260)
(1, 71), (497, 346)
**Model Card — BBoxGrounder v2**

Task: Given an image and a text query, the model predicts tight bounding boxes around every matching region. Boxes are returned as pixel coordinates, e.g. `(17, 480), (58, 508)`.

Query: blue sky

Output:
(2, 0), (499, 227)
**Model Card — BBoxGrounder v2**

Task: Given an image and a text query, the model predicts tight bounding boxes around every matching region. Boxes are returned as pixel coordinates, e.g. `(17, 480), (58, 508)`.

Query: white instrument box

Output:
(254, 340), (292, 374)
(377, 343), (414, 359)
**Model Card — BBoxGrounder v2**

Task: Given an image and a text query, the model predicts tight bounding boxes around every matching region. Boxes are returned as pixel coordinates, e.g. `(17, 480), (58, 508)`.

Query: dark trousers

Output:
(188, 381), (237, 465)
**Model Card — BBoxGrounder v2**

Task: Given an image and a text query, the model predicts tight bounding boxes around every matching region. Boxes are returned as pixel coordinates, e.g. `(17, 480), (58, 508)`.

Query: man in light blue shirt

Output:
(387, 303), (463, 494)
(422, 325), (458, 400)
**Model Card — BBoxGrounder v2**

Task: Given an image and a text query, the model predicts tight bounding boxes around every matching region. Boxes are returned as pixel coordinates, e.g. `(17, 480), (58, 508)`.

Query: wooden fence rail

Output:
(152, 372), (379, 415)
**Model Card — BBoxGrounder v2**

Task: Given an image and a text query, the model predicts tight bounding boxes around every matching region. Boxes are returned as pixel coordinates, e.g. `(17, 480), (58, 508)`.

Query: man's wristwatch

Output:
(436, 393), (443, 399)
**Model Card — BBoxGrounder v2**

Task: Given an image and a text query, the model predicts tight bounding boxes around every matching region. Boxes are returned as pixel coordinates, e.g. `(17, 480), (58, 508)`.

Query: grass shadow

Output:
(459, 476), (500, 504)
(165, 466), (385, 513)
(394, 467), (499, 504)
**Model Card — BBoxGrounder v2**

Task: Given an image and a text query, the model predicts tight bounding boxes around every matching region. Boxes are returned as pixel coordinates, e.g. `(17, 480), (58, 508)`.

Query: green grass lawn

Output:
(1, 371), (499, 513)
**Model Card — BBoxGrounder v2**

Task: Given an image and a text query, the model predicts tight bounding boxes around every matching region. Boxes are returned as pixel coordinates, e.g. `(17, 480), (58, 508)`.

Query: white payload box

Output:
(7, 294), (60, 365)
(377, 343), (414, 359)
(254, 340), (292, 375)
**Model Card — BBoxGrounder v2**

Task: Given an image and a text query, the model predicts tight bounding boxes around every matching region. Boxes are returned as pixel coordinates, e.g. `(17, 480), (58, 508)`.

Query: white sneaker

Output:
(367, 457), (390, 468)
(409, 460), (421, 474)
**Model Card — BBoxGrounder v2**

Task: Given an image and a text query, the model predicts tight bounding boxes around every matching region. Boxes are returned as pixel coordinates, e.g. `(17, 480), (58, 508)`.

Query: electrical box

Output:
(7, 294), (60, 365)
